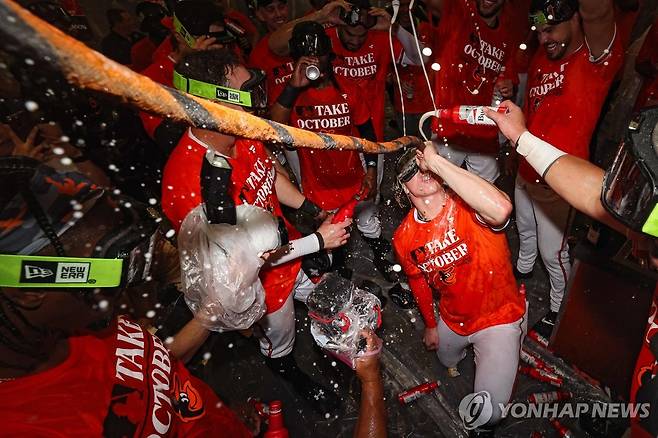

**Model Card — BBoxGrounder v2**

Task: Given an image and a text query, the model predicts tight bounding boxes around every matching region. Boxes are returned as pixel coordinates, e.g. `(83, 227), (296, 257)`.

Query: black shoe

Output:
(532, 310), (558, 340)
(363, 236), (400, 282)
(388, 283), (415, 309)
(513, 266), (533, 280)
(266, 355), (341, 415)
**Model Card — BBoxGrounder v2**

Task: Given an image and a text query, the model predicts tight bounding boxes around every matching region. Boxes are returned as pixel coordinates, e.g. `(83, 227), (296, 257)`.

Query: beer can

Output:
(528, 390), (573, 404)
(550, 418), (574, 438)
(398, 381), (440, 405)
(519, 365), (563, 387)
(306, 65), (320, 81)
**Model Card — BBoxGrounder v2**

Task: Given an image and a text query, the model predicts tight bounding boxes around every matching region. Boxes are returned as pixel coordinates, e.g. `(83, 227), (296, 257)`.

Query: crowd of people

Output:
(1, 0), (657, 436)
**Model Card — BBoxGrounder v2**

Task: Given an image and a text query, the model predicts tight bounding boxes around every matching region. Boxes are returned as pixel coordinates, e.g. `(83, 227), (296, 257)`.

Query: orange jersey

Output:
(520, 36), (623, 183)
(393, 195), (525, 335)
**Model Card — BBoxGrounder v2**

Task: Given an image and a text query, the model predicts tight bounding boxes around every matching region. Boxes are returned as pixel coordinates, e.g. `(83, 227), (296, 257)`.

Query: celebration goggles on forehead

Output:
(529, 0), (578, 27)
(173, 69), (268, 110)
(340, 5), (377, 28)
(396, 147), (421, 183)
(602, 107), (658, 238)
(0, 203), (165, 289)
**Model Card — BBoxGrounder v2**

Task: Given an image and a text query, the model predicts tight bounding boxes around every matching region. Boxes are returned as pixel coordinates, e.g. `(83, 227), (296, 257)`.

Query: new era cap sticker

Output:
(0, 254), (123, 288)
(215, 87), (242, 104)
(20, 260), (91, 284)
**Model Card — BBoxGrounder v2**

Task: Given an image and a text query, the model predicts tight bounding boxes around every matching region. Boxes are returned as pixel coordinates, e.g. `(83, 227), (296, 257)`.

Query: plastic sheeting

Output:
(308, 273), (382, 369)
(179, 204), (282, 331)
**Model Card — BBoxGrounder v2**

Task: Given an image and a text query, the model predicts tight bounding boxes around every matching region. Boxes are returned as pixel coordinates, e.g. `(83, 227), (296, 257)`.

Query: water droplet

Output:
(98, 300), (109, 310)
(203, 352), (212, 360)
(165, 229), (176, 239)
(431, 62), (441, 71)
(60, 157), (72, 166)
(25, 100), (39, 112)
(422, 47), (432, 57)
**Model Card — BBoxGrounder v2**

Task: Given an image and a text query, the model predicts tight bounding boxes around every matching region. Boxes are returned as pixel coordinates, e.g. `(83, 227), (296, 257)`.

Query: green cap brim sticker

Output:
(642, 203), (658, 238)
(0, 254), (123, 288)
(173, 15), (197, 47)
(173, 71), (253, 107)
(529, 11), (549, 27)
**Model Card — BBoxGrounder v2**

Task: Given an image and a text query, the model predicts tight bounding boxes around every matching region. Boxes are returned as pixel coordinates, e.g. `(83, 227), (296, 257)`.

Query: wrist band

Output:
(314, 231), (324, 250)
(516, 131), (567, 178)
(299, 198), (322, 217)
(277, 84), (302, 109)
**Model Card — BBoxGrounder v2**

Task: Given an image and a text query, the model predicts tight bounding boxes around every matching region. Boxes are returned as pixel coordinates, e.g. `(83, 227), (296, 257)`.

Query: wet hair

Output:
(176, 48), (242, 87)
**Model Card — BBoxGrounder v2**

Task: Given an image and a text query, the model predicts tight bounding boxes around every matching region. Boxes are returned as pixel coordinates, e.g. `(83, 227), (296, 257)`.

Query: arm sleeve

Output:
(407, 275), (437, 328)
(267, 233), (321, 267)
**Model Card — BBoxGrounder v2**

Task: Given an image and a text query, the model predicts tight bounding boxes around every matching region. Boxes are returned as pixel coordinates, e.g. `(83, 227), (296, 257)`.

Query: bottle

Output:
(528, 390), (573, 404)
(437, 105), (508, 126)
(518, 365), (563, 387)
(264, 400), (289, 438)
(332, 187), (369, 224)
(398, 381), (440, 405)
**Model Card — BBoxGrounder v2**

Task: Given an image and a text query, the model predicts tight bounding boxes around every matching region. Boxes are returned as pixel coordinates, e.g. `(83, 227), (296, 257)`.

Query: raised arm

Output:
(353, 330), (387, 438)
(417, 144), (512, 227)
(484, 102), (626, 235)
(579, 0), (616, 60)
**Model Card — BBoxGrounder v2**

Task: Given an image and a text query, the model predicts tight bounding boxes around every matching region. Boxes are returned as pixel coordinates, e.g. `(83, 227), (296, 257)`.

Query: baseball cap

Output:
(529, 0), (578, 27)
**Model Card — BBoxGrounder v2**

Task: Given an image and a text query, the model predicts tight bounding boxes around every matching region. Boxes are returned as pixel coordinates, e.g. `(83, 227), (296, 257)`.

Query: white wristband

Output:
(266, 233), (321, 267)
(516, 131), (567, 178)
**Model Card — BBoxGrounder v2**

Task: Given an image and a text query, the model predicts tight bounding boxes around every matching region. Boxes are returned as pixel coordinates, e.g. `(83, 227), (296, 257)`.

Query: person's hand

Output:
(369, 7), (392, 31)
(415, 140), (439, 172)
(355, 329), (382, 383)
(483, 100), (528, 145)
(360, 167), (378, 201)
(5, 125), (54, 162)
(316, 0), (351, 25)
(423, 326), (439, 350)
(193, 35), (224, 51)
(290, 56), (318, 88)
(317, 214), (351, 249)
(494, 78), (514, 100)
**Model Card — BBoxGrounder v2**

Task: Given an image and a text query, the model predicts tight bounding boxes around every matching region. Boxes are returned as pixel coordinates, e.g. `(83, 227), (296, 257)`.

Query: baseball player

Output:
(270, 21), (398, 280)
(515, 0), (622, 338)
(393, 144), (527, 435)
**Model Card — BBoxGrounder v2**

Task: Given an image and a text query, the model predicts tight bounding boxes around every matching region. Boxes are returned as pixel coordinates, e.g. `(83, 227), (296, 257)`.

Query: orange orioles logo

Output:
(172, 373), (206, 422)
(437, 266), (457, 285)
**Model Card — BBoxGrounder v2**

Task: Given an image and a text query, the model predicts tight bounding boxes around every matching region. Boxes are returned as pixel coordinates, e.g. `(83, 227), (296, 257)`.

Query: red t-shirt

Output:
(431, 0), (523, 153)
(393, 22), (437, 114)
(161, 130), (302, 313)
(520, 36), (624, 183)
(132, 36), (158, 72)
(248, 34), (295, 105)
(140, 37), (175, 138)
(288, 82), (369, 210)
(393, 195), (525, 334)
(630, 285), (658, 438)
(0, 316), (251, 437)
(327, 27), (403, 140)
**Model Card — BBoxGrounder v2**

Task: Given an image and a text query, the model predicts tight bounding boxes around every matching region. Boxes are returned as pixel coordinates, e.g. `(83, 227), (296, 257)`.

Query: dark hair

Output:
(106, 8), (128, 28)
(174, 0), (224, 36)
(176, 48), (242, 87)
(135, 1), (168, 20)
(348, 0), (371, 8)
(290, 21), (333, 60)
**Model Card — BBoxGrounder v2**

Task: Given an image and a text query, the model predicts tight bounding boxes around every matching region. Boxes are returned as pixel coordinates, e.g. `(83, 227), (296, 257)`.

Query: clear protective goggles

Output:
(602, 108), (658, 237)
(173, 69), (268, 110)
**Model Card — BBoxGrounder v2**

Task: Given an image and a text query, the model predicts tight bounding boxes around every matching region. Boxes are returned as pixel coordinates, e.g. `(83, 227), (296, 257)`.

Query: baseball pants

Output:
(437, 304), (528, 425)
(514, 175), (573, 313)
(432, 141), (500, 183)
(256, 270), (315, 358)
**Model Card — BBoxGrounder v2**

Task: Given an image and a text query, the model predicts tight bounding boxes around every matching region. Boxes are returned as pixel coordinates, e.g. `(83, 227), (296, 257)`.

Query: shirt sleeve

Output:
(407, 274), (437, 328)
